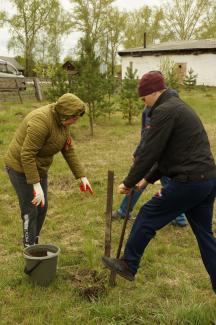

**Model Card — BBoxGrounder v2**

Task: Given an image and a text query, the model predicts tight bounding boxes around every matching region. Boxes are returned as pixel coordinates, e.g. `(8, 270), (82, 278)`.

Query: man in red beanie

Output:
(102, 71), (216, 293)
(112, 75), (187, 226)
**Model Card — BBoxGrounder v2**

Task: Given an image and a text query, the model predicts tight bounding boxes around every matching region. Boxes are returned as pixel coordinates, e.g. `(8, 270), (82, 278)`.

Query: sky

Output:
(0, 0), (161, 59)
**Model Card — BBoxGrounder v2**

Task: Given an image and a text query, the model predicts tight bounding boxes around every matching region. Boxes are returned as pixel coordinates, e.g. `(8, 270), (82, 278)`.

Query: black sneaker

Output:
(102, 256), (135, 281)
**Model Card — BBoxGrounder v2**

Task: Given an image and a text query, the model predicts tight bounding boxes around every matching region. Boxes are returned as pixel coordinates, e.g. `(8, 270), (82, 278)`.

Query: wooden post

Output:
(104, 170), (114, 257)
(33, 77), (43, 101)
(104, 170), (116, 287)
(15, 79), (23, 103)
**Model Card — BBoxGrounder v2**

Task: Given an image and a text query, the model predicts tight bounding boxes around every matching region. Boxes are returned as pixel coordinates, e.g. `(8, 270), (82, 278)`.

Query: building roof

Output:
(0, 56), (24, 70)
(118, 39), (216, 56)
(62, 60), (75, 67)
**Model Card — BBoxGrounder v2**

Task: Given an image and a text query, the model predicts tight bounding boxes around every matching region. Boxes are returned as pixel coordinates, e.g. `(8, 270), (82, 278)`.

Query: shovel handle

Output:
(116, 188), (135, 259)
(109, 188), (135, 286)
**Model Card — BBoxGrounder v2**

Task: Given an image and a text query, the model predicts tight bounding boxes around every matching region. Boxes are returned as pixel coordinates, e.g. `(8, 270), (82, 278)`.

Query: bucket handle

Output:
(24, 260), (42, 275)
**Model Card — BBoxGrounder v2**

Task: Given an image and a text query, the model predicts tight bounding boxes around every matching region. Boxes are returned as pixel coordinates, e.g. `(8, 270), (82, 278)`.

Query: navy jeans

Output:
(6, 167), (48, 246)
(123, 178), (216, 291)
(161, 176), (186, 224)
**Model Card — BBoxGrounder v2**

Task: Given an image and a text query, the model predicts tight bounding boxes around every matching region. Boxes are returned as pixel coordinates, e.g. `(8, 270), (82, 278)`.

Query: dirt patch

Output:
(67, 268), (107, 301)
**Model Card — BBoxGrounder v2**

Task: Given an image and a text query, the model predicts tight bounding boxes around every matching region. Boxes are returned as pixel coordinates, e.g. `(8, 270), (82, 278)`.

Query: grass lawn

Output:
(0, 88), (216, 325)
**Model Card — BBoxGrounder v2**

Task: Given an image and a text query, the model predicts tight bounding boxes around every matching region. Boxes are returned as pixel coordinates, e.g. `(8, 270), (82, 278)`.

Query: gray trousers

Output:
(6, 166), (48, 246)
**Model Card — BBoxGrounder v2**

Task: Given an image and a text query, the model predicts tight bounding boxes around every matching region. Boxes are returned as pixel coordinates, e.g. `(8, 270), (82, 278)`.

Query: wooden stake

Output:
(15, 79), (23, 103)
(104, 170), (114, 257)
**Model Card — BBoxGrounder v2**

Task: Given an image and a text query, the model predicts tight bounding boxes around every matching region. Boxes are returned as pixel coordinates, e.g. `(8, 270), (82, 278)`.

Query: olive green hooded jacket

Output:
(5, 93), (86, 184)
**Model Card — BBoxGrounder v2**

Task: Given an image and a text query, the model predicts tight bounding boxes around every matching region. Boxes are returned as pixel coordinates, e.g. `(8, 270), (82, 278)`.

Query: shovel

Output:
(109, 188), (135, 286)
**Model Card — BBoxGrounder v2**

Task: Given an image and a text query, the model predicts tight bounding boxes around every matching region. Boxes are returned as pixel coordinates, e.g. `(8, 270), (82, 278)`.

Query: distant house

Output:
(62, 61), (78, 76)
(0, 56), (25, 75)
(118, 39), (216, 86)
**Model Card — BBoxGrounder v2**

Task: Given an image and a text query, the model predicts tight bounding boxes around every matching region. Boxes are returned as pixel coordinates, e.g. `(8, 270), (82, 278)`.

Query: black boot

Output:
(102, 256), (135, 281)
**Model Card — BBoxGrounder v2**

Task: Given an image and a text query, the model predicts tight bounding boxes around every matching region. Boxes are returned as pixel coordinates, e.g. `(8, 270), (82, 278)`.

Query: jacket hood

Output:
(54, 93), (86, 117)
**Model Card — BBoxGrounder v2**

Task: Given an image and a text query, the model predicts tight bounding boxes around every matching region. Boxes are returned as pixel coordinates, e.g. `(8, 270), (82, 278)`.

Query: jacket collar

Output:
(52, 105), (67, 128)
(149, 89), (176, 117)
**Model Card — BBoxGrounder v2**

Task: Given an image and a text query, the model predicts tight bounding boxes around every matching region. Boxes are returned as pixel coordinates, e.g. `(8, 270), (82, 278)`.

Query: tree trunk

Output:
(25, 53), (30, 77)
(128, 101), (132, 125)
(108, 94), (111, 120)
(105, 33), (109, 67)
(25, 49), (33, 77)
(88, 103), (94, 137)
(92, 101), (96, 122)
(111, 49), (115, 76)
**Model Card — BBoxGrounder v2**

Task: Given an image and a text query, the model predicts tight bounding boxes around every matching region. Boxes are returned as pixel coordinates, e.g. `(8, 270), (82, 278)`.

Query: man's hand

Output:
(80, 177), (93, 194)
(135, 178), (148, 191)
(32, 182), (45, 207)
(117, 183), (131, 195)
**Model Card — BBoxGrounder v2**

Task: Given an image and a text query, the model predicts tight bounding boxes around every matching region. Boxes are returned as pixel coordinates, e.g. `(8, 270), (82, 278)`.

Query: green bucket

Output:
(23, 244), (60, 287)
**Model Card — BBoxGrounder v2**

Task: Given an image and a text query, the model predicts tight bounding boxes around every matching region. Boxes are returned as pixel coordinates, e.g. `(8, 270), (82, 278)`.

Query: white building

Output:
(118, 39), (216, 86)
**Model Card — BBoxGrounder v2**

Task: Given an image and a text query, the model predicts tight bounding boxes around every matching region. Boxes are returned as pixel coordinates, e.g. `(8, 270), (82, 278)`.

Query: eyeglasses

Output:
(70, 111), (85, 118)
(61, 111), (85, 122)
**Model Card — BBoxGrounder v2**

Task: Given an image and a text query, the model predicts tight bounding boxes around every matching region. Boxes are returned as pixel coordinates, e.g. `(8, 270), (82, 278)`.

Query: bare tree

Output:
(196, 2), (216, 38)
(99, 7), (126, 75)
(35, 6), (72, 65)
(163, 0), (210, 40)
(5, 0), (72, 76)
(71, 0), (113, 54)
(70, 0), (114, 136)
(123, 6), (164, 48)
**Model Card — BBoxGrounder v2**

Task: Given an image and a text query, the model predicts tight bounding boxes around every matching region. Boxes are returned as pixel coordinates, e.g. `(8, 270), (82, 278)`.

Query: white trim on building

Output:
(118, 39), (216, 86)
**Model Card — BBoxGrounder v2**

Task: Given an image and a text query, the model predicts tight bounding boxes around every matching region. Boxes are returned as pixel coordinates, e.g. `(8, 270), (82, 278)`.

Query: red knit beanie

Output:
(138, 71), (166, 97)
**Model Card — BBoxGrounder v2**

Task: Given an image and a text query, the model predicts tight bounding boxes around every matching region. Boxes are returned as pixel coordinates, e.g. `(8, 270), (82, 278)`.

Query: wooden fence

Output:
(0, 77), (52, 103)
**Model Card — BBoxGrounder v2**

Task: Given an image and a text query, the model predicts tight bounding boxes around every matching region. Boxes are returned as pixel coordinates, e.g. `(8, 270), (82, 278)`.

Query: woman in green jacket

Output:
(5, 93), (92, 247)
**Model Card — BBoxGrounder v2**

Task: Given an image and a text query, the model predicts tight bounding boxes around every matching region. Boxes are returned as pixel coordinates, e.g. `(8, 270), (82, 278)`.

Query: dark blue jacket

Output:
(124, 89), (216, 186)
(133, 88), (178, 158)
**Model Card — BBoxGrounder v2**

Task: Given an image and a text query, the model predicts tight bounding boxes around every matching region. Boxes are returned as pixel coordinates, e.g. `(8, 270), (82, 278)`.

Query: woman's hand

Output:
(80, 177), (93, 194)
(32, 182), (45, 207)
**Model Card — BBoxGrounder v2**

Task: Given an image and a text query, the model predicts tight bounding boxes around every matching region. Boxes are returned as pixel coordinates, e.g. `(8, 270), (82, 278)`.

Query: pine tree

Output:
(100, 73), (119, 119)
(119, 65), (142, 125)
(45, 64), (71, 101)
(183, 68), (198, 91)
(71, 38), (106, 136)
